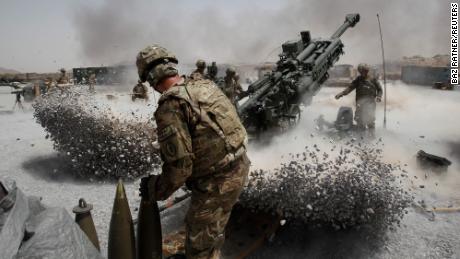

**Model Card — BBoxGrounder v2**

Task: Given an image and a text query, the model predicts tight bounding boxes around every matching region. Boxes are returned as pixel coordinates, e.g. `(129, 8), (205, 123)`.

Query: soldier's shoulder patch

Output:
(158, 125), (177, 141)
(164, 141), (178, 158)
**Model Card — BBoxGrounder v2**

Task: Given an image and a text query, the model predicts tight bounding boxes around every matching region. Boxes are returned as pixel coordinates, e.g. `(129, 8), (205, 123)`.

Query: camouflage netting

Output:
(240, 140), (413, 229)
(32, 87), (160, 179)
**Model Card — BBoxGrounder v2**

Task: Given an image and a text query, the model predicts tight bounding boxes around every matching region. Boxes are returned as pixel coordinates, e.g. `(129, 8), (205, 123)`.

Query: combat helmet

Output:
(136, 44), (178, 83)
(226, 67), (236, 76)
(357, 63), (370, 74)
(196, 59), (206, 69)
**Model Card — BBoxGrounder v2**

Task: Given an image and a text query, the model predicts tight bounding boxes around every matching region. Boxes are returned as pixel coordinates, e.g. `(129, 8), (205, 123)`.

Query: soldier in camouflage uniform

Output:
(131, 81), (149, 101)
(88, 73), (96, 93)
(190, 59), (206, 80)
(57, 68), (69, 84)
(335, 63), (383, 132)
(44, 77), (54, 92)
(206, 61), (218, 82)
(222, 67), (244, 107)
(136, 45), (250, 259)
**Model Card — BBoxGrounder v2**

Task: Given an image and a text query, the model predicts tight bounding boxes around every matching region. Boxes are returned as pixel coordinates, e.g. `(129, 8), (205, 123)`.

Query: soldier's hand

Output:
(335, 93), (343, 100)
(376, 96), (382, 102)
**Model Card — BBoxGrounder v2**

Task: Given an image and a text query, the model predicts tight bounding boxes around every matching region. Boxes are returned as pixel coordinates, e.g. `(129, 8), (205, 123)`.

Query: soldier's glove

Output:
(139, 175), (159, 200)
(375, 96), (382, 102)
(335, 93), (343, 100)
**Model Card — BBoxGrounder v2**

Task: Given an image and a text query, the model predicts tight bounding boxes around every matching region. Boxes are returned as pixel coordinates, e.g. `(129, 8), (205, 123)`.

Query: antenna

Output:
(377, 13), (387, 129)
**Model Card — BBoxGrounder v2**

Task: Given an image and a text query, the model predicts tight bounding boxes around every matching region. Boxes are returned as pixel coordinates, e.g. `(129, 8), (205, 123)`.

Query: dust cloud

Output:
(249, 82), (460, 205)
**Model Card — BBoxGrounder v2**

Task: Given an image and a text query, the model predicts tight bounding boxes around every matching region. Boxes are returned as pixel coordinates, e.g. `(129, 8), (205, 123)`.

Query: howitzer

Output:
(238, 14), (360, 135)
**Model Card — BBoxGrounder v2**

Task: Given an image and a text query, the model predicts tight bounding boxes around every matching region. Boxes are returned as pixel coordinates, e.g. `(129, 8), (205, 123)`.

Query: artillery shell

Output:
(73, 198), (100, 251)
(137, 196), (162, 259)
(108, 179), (135, 259)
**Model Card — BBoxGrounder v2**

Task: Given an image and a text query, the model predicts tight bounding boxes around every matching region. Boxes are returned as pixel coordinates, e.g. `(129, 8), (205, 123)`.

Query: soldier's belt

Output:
(205, 145), (246, 175)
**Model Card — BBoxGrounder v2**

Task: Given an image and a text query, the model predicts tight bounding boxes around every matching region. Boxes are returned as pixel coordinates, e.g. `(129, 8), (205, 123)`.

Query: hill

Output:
(0, 67), (21, 74)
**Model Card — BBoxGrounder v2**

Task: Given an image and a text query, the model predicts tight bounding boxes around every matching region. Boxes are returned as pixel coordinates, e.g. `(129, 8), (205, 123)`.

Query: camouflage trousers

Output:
(185, 154), (250, 259)
(355, 97), (376, 129)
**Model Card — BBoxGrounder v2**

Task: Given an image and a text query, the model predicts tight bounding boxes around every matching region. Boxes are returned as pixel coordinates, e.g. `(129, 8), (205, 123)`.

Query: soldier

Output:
(44, 77), (53, 92)
(131, 81), (149, 101)
(136, 45), (250, 259)
(88, 73), (96, 92)
(206, 61), (218, 82)
(189, 59), (206, 80)
(222, 67), (244, 106)
(335, 63), (382, 132)
(13, 90), (24, 110)
(57, 68), (69, 84)
(33, 81), (41, 97)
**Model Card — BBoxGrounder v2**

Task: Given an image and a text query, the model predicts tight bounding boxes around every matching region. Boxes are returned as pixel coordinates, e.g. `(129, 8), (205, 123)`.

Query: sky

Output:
(0, 0), (453, 73)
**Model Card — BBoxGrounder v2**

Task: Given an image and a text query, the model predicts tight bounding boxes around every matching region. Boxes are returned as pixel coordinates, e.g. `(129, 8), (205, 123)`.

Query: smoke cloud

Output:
(249, 82), (460, 204)
(73, 0), (452, 67)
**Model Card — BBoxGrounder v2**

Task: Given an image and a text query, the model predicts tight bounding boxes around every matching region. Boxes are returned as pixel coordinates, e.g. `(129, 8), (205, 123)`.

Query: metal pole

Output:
(377, 14), (387, 128)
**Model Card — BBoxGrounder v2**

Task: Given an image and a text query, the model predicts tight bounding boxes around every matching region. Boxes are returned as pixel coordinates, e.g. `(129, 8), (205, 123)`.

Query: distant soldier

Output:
(206, 61), (218, 82)
(13, 90), (24, 110)
(33, 82), (41, 97)
(44, 77), (54, 92)
(189, 59), (206, 80)
(335, 63), (382, 132)
(57, 68), (69, 84)
(132, 81), (149, 101)
(222, 67), (244, 106)
(88, 73), (96, 92)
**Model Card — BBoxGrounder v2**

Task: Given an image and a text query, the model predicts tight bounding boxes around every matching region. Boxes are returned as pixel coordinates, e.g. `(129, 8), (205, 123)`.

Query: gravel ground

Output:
(1, 82), (460, 258)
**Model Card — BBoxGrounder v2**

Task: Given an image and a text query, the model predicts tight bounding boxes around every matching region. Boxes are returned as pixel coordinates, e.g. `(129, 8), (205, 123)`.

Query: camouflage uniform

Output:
(132, 82), (149, 101)
(190, 60), (206, 80)
(338, 70), (382, 129)
(57, 69), (69, 84)
(136, 45), (249, 258)
(88, 73), (96, 92)
(206, 62), (218, 82)
(222, 68), (243, 106)
(150, 79), (250, 259)
(44, 78), (54, 92)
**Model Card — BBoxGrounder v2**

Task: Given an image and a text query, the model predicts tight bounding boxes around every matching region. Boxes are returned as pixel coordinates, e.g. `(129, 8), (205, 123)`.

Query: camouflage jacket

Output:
(341, 75), (383, 101)
(89, 74), (96, 84)
(189, 70), (205, 80)
(133, 84), (148, 95)
(152, 79), (247, 200)
(222, 77), (243, 102)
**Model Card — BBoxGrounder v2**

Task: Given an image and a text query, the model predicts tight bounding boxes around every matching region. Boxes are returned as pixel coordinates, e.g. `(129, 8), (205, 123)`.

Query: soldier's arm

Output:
(340, 78), (358, 96)
(374, 78), (383, 98)
(236, 83), (245, 97)
(152, 98), (194, 201)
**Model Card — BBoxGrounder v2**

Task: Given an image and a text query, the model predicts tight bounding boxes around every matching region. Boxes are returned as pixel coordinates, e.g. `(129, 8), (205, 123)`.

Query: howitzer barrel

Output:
(296, 14), (359, 62)
(331, 13), (360, 38)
